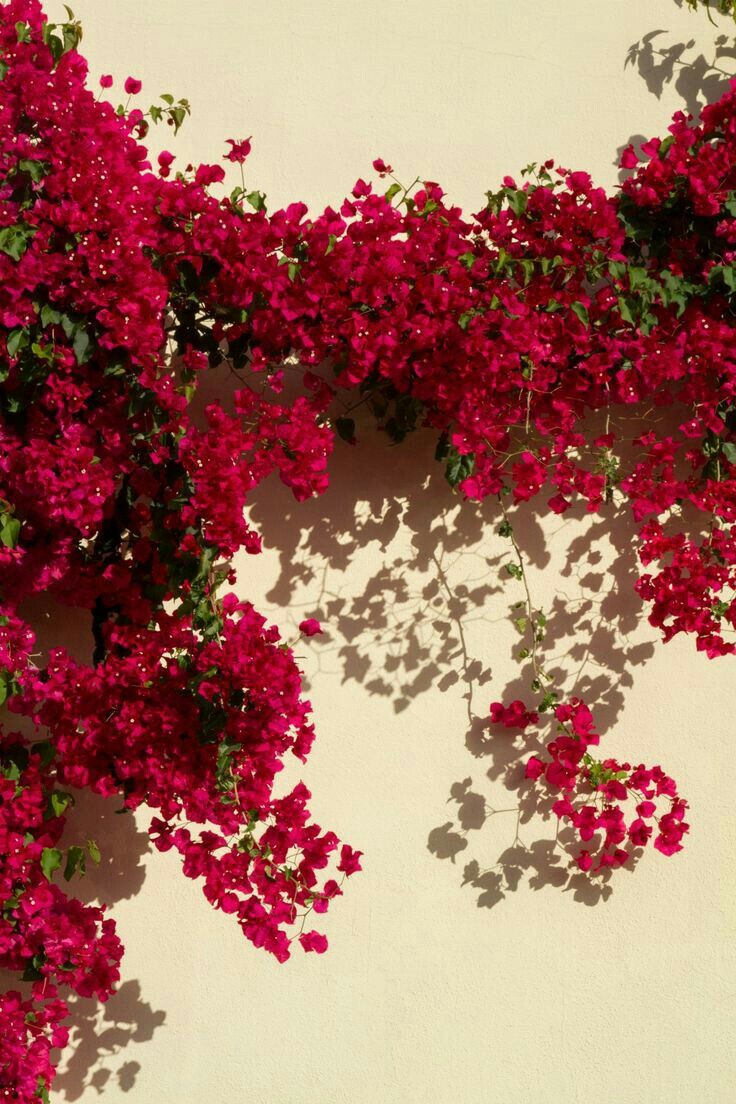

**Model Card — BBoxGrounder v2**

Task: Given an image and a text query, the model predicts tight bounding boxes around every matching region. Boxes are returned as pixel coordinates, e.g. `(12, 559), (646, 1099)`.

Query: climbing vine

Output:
(0, 0), (735, 1096)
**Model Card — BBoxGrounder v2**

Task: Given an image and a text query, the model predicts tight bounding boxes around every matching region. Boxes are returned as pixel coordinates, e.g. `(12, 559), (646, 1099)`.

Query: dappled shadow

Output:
(625, 27), (735, 116)
(248, 423), (526, 714)
(52, 981), (166, 1101)
(618, 15), (735, 180)
(425, 499), (657, 911)
(247, 417), (660, 912)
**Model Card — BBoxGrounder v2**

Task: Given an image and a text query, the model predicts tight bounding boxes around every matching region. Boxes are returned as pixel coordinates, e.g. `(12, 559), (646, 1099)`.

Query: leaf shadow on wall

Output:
(246, 426), (658, 916)
(11, 602), (165, 1100)
(625, 28), (735, 116)
(616, 18), (735, 181)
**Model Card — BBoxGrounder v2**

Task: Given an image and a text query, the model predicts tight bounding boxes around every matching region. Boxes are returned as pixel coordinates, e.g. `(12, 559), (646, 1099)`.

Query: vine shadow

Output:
(246, 420), (658, 914)
(617, 14), (735, 180)
(625, 28), (735, 115)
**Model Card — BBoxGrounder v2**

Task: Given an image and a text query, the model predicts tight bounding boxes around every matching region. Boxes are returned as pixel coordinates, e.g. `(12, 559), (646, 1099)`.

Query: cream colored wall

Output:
(44, 2), (736, 1101)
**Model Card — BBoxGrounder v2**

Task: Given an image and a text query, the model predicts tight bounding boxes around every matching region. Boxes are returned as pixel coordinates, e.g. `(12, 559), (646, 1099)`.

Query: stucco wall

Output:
(42, 2), (736, 1101)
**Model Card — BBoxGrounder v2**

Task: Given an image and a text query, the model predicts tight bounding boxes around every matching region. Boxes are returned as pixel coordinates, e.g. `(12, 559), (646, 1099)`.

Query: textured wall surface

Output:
(43, 2), (736, 1101)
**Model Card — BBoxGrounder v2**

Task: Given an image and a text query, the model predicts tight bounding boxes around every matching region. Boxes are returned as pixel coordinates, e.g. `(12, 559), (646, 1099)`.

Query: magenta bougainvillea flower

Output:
(225, 136), (252, 163)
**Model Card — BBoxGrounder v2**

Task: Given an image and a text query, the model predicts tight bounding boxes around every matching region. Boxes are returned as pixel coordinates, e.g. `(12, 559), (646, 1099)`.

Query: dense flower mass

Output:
(0, 0), (733, 1095)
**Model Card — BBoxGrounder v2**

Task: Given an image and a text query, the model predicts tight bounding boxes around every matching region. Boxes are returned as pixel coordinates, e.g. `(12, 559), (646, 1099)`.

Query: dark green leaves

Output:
(0, 222), (36, 262)
(41, 8), (83, 65)
(435, 434), (475, 488)
(73, 326), (91, 364)
(335, 416), (355, 443)
(245, 190), (267, 212)
(17, 158), (48, 183)
(444, 446), (475, 489)
(41, 847), (63, 881)
(63, 839), (100, 880)
(571, 301), (589, 328)
(722, 441), (736, 465)
(708, 264), (736, 292)
(64, 845), (86, 881)
(6, 328), (27, 358)
(48, 792), (73, 819)
(0, 669), (18, 709)
(0, 505), (21, 549)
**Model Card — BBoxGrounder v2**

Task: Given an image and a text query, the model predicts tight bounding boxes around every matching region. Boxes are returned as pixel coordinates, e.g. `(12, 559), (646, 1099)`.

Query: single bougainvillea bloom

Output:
(225, 137), (252, 163)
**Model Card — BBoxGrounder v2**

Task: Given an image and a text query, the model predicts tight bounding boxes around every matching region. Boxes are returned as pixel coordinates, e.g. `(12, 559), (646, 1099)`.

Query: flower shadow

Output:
(246, 419), (659, 914)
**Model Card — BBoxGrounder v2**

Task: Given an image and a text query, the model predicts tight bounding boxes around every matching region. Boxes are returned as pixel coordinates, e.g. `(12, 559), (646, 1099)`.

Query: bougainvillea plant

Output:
(1, 0), (735, 1095)
(683, 0), (736, 21)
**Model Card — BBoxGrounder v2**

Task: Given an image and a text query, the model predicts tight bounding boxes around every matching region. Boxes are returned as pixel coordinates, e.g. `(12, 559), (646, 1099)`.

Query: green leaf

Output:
(87, 839), (101, 864)
(335, 416), (355, 443)
(73, 327), (91, 364)
(507, 189), (527, 216)
(170, 106), (187, 133)
(6, 328), (27, 358)
(18, 158), (48, 183)
(722, 441), (736, 465)
(538, 689), (558, 713)
(384, 182), (401, 203)
(41, 848), (63, 881)
(35, 740), (55, 768)
(505, 562), (523, 580)
(40, 304), (62, 328)
(245, 190), (266, 212)
(518, 258), (534, 286)
(571, 301), (589, 327)
(49, 792), (73, 818)
(22, 957), (45, 983)
(64, 845), (86, 881)
(0, 223), (36, 262)
(444, 446), (475, 488)
(617, 296), (637, 326)
(0, 516), (21, 549)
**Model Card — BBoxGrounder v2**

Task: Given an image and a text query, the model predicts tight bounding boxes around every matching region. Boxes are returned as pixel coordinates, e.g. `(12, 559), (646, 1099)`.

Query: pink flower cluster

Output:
(516, 699), (689, 872)
(0, 0), (732, 1094)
